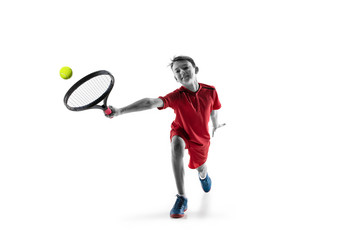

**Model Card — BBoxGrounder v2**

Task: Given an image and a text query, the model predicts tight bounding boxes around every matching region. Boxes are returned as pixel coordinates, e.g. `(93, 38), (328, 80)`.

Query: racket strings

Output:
(67, 75), (112, 108)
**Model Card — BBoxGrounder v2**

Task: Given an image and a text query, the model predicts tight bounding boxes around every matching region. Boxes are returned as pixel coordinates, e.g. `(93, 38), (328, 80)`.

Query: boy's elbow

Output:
(144, 98), (152, 105)
(144, 98), (155, 109)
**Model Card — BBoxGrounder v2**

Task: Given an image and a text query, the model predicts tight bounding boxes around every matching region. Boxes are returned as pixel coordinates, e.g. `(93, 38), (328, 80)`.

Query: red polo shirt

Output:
(158, 83), (221, 147)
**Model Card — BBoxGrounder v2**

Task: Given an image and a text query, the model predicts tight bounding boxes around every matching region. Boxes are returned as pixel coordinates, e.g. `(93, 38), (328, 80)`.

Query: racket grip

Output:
(104, 107), (112, 115)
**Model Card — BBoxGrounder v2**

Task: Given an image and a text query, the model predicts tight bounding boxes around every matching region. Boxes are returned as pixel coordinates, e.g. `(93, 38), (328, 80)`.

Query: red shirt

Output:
(158, 83), (222, 146)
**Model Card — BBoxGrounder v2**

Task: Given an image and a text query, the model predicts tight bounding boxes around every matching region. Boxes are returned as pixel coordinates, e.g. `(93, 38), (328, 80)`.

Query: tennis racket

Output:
(64, 70), (114, 116)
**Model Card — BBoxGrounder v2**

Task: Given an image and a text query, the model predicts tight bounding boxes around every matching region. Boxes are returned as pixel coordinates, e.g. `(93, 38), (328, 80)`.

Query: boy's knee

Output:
(171, 136), (185, 156)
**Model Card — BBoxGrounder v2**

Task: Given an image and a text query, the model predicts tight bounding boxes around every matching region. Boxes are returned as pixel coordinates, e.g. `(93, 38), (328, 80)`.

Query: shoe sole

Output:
(170, 209), (187, 218)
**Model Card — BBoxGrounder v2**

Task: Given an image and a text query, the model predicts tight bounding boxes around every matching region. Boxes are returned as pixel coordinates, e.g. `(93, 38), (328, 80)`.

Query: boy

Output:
(106, 56), (225, 218)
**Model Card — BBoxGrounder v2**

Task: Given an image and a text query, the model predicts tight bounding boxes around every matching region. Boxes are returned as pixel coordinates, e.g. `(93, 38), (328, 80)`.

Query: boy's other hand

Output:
(212, 123), (226, 137)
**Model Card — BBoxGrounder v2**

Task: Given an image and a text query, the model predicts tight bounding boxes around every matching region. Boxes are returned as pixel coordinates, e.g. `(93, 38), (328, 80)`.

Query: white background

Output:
(1, 0), (359, 239)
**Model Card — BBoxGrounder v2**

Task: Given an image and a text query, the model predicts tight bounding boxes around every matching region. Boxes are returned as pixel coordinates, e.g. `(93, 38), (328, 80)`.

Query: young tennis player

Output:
(106, 56), (225, 218)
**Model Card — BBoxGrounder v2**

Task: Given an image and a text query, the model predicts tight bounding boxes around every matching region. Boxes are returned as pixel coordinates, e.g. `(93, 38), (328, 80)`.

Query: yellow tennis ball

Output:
(60, 66), (72, 79)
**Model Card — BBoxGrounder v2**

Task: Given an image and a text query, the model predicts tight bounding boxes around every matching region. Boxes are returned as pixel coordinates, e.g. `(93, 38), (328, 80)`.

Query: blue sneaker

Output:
(170, 194), (188, 218)
(199, 173), (212, 192)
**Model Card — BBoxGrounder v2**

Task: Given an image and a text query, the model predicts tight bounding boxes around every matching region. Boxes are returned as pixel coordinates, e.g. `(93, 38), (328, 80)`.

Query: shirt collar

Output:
(180, 83), (202, 94)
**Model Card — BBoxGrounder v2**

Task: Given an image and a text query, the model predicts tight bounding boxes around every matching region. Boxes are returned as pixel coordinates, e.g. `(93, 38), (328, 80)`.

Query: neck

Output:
(183, 80), (199, 92)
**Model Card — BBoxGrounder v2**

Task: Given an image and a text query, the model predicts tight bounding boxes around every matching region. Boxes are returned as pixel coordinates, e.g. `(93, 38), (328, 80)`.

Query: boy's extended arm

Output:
(108, 98), (164, 117)
(210, 110), (226, 137)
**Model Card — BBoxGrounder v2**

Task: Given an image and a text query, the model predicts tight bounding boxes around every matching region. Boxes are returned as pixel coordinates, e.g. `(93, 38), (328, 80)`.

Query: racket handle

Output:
(104, 107), (112, 115)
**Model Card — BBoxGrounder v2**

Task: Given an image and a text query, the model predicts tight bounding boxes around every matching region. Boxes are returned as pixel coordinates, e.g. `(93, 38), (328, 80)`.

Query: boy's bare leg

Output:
(171, 136), (186, 196)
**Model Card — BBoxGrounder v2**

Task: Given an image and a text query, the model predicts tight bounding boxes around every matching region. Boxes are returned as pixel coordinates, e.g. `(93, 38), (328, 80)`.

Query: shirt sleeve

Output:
(157, 90), (179, 110)
(212, 88), (222, 110)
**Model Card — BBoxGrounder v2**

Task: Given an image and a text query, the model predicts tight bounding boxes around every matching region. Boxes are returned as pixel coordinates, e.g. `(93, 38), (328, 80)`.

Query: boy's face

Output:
(172, 60), (198, 84)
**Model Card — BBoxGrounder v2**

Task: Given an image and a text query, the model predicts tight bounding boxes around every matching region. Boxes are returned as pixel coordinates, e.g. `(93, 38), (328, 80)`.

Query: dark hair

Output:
(169, 55), (197, 70)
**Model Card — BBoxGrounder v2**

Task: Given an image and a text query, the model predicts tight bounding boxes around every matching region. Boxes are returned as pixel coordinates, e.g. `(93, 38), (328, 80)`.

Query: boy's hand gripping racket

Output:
(64, 70), (114, 116)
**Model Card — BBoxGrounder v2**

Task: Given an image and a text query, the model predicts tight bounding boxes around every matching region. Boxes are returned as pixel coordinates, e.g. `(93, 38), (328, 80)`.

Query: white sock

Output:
(199, 172), (207, 180)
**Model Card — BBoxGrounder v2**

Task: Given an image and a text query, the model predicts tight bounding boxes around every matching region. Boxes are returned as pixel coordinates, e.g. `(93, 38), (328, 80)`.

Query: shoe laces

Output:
(174, 194), (185, 210)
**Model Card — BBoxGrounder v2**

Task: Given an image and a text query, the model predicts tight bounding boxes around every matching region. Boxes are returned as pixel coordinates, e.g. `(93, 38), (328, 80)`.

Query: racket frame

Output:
(64, 70), (114, 112)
